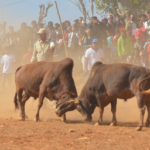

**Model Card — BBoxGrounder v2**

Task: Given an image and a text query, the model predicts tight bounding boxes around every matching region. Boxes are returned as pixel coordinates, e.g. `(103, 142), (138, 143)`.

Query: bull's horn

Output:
(67, 98), (77, 104)
(68, 100), (76, 103)
(67, 91), (77, 97)
(141, 89), (150, 94)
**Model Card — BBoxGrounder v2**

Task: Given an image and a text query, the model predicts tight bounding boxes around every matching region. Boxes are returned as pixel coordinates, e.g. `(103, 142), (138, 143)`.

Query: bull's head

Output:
(55, 96), (96, 123)
(75, 98), (96, 122)
(55, 98), (76, 117)
(55, 91), (77, 117)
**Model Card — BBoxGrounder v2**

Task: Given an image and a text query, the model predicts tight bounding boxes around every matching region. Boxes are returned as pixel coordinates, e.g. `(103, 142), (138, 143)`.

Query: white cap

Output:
(37, 28), (47, 34)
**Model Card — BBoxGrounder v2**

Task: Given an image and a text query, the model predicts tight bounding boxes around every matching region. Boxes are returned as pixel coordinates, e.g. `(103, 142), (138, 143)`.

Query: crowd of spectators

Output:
(1, 9), (150, 86)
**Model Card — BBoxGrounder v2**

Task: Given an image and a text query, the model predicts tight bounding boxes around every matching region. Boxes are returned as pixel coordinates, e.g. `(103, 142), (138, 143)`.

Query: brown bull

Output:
(14, 58), (77, 122)
(56, 62), (150, 131)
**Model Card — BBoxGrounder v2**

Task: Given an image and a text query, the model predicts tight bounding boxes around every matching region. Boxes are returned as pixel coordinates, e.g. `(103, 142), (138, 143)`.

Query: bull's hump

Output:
(61, 58), (74, 68)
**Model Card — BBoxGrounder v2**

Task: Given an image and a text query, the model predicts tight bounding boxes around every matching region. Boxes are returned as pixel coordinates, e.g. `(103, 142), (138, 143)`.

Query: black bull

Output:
(56, 62), (150, 131)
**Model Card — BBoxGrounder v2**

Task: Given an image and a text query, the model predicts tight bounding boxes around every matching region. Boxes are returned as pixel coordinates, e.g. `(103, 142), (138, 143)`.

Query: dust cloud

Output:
(0, 73), (147, 126)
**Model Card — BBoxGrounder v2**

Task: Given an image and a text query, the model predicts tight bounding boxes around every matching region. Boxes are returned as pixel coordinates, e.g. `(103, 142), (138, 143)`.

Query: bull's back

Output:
(15, 58), (74, 92)
(88, 63), (149, 98)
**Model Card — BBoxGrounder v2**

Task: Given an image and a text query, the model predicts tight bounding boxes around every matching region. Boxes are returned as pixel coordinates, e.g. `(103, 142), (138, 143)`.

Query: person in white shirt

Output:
(145, 12), (150, 40)
(1, 46), (16, 89)
(84, 39), (104, 79)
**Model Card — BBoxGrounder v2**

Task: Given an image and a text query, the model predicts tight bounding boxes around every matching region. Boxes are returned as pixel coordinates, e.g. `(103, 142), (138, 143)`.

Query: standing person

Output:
(117, 30), (133, 63)
(87, 17), (93, 30)
(79, 17), (83, 26)
(125, 10), (131, 24)
(92, 16), (101, 40)
(31, 20), (38, 33)
(139, 14), (147, 27)
(127, 30), (135, 44)
(84, 29), (93, 49)
(101, 17), (108, 39)
(107, 13), (116, 36)
(48, 25), (56, 40)
(5, 26), (17, 46)
(134, 36), (144, 52)
(65, 27), (72, 41)
(67, 25), (79, 58)
(145, 10), (150, 18)
(1, 46), (16, 90)
(54, 23), (60, 35)
(84, 39), (104, 79)
(30, 28), (55, 63)
(145, 12), (150, 40)
(117, 18), (126, 31)
(23, 46), (33, 65)
(113, 29), (120, 41)
(54, 39), (65, 61)
(126, 15), (137, 36)
(106, 30), (112, 49)
(67, 25), (79, 72)
(135, 21), (146, 42)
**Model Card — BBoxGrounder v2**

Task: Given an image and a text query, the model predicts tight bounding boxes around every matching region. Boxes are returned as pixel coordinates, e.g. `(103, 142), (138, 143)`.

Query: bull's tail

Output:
(139, 75), (150, 94)
(14, 92), (19, 110)
(14, 67), (22, 110)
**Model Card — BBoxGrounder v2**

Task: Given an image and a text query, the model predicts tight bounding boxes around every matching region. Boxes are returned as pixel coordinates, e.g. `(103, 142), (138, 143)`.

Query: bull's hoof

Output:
(18, 117), (25, 121)
(110, 122), (117, 126)
(135, 126), (142, 131)
(60, 117), (66, 123)
(94, 122), (101, 126)
(34, 118), (41, 122)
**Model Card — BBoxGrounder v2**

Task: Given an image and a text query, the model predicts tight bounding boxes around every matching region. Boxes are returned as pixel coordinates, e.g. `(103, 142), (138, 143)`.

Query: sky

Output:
(0, 0), (98, 31)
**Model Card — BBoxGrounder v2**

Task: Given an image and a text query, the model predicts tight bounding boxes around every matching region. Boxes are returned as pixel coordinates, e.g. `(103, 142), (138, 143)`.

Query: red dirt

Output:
(0, 76), (150, 150)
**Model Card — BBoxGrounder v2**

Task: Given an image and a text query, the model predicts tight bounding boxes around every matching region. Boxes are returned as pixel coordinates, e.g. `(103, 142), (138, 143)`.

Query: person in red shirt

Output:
(118, 18), (125, 31)
(135, 21), (146, 42)
(65, 26), (72, 41)
(23, 46), (33, 65)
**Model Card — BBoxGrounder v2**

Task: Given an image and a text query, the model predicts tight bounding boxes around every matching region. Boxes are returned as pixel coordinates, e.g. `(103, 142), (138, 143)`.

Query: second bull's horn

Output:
(141, 89), (150, 94)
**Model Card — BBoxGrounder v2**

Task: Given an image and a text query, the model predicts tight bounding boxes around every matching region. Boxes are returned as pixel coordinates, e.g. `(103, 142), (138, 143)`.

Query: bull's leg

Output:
(17, 89), (24, 121)
(136, 95), (146, 131)
(35, 85), (46, 122)
(145, 101), (150, 127)
(60, 114), (66, 122)
(95, 94), (104, 126)
(110, 99), (117, 126)
(22, 94), (30, 120)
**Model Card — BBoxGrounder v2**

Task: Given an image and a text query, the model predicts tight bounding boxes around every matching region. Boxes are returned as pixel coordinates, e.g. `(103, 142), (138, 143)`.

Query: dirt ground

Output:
(0, 76), (150, 150)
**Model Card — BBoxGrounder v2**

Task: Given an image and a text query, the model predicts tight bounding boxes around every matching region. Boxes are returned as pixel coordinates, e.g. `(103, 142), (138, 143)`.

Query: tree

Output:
(68, 0), (94, 22)
(94, 0), (150, 16)
(38, 3), (53, 24)
(90, 0), (94, 17)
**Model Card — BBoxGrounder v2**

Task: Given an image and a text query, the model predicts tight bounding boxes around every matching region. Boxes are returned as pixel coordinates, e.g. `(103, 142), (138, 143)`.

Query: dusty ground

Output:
(0, 76), (150, 150)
